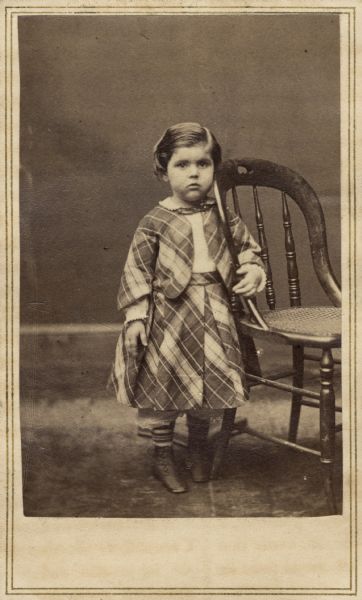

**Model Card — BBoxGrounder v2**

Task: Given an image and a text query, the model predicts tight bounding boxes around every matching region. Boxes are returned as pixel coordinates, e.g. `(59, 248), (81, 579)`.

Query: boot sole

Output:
(152, 467), (188, 494)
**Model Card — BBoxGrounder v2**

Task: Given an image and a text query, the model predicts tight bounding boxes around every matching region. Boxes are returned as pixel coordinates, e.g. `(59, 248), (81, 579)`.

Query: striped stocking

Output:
(151, 422), (175, 448)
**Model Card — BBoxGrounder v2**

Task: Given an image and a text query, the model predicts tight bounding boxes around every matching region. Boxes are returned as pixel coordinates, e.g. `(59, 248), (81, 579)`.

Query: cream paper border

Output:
(1, 1), (360, 597)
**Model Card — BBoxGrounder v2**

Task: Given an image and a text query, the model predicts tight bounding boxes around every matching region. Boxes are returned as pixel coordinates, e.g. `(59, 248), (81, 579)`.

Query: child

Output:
(112, 122), (266, 493)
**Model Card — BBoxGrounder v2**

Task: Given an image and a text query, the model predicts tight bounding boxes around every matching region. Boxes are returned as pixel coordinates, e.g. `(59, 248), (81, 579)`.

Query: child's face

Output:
(163, 143), (214, 204)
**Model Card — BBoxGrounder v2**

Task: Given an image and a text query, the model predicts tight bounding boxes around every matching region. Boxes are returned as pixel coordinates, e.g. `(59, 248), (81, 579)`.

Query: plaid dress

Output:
(112, 204), (264, 411)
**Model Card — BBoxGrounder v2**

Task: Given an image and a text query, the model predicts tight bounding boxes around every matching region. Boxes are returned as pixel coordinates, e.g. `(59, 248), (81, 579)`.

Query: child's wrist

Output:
(125, 317), (148, 328)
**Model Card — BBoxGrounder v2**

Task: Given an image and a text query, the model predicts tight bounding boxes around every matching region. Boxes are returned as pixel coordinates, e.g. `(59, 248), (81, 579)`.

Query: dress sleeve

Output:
(124, 297), (150, 323)
(228, 212), (265, 270)
(117, 215), (159, 312)
(229, 213), (266, 292)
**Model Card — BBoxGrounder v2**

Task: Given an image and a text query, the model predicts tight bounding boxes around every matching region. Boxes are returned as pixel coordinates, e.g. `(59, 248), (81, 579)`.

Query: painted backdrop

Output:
(19, 14), (340, 324)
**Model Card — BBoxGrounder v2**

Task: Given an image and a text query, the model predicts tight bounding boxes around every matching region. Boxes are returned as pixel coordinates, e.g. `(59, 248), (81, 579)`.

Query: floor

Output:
(20, 331), (342, 518)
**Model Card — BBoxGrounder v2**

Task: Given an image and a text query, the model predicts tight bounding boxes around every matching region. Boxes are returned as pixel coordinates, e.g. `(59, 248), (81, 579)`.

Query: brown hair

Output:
(153, 122), (222, 179)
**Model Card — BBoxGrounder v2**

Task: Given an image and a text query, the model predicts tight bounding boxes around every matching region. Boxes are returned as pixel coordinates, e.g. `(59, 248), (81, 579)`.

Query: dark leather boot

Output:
(187, 418), (210, 483)
(153, 446), (188, 493)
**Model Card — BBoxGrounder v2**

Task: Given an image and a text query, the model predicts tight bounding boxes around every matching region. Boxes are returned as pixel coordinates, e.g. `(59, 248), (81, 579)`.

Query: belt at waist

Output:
(188, 271), (223, 286)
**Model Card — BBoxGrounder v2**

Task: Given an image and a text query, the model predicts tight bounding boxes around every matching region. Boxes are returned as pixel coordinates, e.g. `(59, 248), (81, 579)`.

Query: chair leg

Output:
(320, 348), (337, 514)
(288, 345), (304, 442)
(210, 408), (237, 480)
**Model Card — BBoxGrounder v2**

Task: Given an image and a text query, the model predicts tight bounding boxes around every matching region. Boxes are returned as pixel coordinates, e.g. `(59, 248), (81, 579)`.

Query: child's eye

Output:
(176, 161), (188, 168)
(198, 160), (212, 168)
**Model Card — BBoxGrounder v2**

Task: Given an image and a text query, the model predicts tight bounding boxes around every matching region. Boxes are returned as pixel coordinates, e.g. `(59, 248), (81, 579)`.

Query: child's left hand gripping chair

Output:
(211, 158), (342, 515)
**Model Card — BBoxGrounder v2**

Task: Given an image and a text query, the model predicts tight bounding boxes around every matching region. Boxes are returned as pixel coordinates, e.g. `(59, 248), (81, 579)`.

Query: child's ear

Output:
(162, 173), (169, 183)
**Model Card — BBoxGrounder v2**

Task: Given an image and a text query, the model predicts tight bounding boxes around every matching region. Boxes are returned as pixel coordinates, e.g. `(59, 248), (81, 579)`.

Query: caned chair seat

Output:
(212, 157), (342, 514)
(240, 306), (341, 347)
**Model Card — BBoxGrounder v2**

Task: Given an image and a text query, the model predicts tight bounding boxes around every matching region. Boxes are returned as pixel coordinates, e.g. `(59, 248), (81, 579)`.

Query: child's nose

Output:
(189, 164), (199, 177)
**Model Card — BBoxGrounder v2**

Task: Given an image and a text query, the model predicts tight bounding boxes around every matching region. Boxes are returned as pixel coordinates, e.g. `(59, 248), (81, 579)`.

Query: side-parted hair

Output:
(153, 122), (222, 179)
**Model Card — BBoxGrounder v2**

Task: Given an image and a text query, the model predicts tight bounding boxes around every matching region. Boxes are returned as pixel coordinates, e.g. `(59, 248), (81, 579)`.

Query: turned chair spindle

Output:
(282, 192), (301, 307)
(252, 186), (276, 310)
(212, 158), (341, 515)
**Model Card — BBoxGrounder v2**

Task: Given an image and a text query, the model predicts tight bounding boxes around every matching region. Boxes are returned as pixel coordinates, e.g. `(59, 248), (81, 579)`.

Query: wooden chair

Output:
(211, 158), (341, 514)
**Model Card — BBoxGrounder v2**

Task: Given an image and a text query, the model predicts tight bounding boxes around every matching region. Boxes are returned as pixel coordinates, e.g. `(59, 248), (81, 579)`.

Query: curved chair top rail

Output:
(216, 158), (341, 307)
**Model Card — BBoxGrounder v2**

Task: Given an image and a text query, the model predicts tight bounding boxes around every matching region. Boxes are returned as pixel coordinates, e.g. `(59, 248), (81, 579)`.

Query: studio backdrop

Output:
(19, 14), (340, 326)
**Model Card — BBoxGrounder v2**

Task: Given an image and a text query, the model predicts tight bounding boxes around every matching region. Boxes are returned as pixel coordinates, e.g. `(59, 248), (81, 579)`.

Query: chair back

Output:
(215, 158), (341, 309)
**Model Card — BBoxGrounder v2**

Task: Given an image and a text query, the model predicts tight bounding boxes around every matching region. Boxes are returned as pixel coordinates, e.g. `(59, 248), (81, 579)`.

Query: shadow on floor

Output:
(20, 332), (342, 518)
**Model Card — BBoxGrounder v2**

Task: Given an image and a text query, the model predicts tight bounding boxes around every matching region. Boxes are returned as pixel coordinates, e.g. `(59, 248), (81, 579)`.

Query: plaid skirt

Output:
(112, 272), (247, 411)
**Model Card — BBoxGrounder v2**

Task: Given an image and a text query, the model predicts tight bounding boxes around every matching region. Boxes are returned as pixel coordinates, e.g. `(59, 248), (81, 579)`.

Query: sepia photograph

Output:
(2, 1), (358, 595)
(19, 12), (342, 519)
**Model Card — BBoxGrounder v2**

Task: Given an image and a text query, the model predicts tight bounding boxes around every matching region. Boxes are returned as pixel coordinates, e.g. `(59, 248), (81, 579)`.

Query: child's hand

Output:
(125, 320), (148, 358)
(232, 264), (264, 297)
